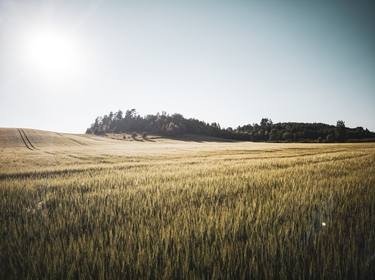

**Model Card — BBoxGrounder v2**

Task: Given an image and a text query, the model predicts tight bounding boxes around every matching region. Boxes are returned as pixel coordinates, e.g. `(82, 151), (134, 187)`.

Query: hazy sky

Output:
(1, 0), (374, 133)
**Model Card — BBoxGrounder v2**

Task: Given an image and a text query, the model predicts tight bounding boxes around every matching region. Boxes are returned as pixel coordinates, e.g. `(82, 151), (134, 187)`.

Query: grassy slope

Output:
(0, 128), (375, 279)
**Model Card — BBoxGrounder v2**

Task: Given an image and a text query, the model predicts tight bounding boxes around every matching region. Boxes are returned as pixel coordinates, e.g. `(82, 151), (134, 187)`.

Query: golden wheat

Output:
(1, 138), (374, 279)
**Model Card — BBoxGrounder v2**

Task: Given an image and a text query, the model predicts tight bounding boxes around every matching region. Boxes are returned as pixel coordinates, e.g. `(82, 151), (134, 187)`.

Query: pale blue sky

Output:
(0, 0), (374, 133)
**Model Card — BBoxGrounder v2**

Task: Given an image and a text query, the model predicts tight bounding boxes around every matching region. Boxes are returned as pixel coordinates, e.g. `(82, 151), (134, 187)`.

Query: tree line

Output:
(86, 109), (375, 142)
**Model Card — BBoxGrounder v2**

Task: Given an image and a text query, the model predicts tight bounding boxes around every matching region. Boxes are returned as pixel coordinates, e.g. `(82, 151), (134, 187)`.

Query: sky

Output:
(0, 0), (374, 133)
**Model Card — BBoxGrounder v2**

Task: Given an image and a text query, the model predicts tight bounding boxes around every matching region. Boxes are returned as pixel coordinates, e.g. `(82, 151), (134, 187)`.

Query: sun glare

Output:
(26, 28), (80, 78)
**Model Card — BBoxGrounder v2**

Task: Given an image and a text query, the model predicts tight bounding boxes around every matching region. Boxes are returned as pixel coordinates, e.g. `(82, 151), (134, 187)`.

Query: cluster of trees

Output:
(86, 109), (231, 138)
(86, 109), (375, 142)
(236, 118), (374, 142)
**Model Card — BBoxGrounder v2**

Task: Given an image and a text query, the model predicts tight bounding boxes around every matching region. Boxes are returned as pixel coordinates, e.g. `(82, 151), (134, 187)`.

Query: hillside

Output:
(3, 127), (371, 175)
(0, 128), (105, 149)
(0, 128), (237, 151)
(0, 127), (273, 174)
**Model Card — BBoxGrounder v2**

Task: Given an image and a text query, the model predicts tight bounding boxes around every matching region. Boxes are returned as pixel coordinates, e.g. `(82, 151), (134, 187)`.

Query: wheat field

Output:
(0, 128), (374, 279)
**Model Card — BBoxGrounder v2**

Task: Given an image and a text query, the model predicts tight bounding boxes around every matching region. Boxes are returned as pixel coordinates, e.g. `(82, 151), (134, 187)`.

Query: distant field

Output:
(1, 128), (374, 279)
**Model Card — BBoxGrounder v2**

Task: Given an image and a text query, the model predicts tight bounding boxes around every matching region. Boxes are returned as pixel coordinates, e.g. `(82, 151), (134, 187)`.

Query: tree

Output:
(125, 109), (137, 119)
(335, 120), (346, 140)
(336, 120), (345, 128)
(109, 111), (114, 121)
(211, 122), (221, 130)
(260, 118), (273, 127)
(115, 110), (123, 121)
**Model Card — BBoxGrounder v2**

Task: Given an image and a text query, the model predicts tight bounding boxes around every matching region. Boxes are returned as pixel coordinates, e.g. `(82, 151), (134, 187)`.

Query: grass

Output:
(0, 129), (374, 279)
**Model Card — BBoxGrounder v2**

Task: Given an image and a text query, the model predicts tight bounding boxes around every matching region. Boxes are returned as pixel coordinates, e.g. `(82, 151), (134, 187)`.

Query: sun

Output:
(26, 27), (80, 78)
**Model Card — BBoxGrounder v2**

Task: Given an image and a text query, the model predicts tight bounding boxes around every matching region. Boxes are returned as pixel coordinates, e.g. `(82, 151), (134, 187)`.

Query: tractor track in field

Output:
(18, 129), (37, 150)
(18, 129), (32, 150)
(20, 129), (37, 149)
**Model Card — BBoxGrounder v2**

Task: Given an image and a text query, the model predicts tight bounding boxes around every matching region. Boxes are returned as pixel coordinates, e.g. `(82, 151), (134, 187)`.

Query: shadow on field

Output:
(167, 134), (241, 143)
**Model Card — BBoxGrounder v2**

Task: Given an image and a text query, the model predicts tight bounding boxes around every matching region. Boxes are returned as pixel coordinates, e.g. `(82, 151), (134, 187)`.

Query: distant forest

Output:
(86, 109), (375, 142)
